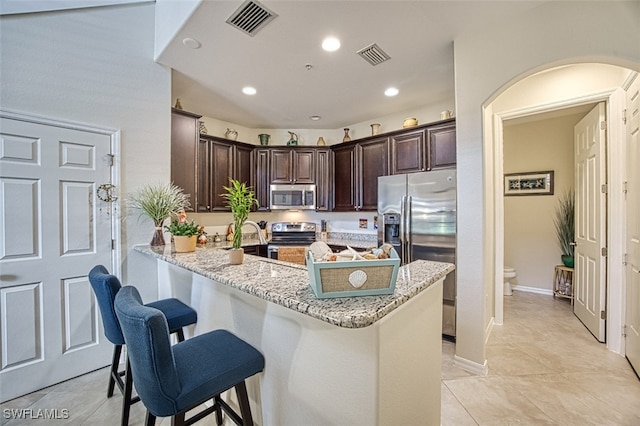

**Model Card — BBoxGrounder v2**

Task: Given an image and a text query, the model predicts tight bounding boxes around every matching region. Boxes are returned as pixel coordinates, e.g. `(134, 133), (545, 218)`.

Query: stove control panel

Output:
(271, 222), (317, 233)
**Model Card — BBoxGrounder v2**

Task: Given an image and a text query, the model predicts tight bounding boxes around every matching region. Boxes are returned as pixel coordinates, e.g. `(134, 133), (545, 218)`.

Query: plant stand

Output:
(553, 265), (574, 305)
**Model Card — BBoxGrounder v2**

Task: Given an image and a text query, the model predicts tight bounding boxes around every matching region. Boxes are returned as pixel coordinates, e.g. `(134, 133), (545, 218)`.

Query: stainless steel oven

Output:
(267, 222), (317, 263)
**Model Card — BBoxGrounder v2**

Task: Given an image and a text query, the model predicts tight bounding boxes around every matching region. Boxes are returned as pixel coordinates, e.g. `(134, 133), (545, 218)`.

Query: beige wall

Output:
(503, 113), (583, 291)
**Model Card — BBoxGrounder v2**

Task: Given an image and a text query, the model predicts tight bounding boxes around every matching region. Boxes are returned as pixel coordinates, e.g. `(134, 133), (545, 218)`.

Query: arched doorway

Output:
(488, 63), (634, 355)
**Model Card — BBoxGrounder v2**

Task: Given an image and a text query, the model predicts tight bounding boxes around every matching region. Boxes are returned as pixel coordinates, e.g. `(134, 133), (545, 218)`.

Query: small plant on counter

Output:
(164, 210), (201, 237)
(221, 179), (259, 250)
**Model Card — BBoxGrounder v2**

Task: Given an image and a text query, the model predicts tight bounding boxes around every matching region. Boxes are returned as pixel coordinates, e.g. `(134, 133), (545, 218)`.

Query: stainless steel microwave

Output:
(270, 184), (316, 210)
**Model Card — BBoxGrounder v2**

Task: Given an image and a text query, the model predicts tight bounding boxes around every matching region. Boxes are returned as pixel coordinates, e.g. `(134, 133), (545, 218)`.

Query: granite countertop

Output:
(135, 244), (454, 329)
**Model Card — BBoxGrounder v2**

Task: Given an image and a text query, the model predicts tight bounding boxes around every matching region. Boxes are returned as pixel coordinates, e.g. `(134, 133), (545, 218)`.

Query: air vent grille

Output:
(357, 43), (391, 66)
(226, 0), (277, 37)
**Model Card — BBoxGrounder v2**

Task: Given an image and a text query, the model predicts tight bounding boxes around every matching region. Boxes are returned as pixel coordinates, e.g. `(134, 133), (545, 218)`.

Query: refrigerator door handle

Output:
(400, 195), (406, 264)
(406, 195), (412, 263)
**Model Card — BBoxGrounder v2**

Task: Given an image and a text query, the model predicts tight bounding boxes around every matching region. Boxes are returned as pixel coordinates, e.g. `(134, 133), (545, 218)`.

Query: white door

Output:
(625, 76), (640, 374)
(574, 103), (607, 342)
(0, 116), (114, 403)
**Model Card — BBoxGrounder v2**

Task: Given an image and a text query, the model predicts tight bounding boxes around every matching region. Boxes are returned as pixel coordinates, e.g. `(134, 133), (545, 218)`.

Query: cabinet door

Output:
(171, 109), (201, 210)
(332, 145), (357, 211)
(428, 123), (456, 170)
(254, 149), (270, 211)
(235, 144), (253, 187)
(292, 149), (315, 183)
(196, 139), (211, 212)
(270, 149), (292, 183)
(390, 130), (425, 174)
(210, 141), (234, 211)
(315, 148), (332, 211)
(359, 138), (389, 211)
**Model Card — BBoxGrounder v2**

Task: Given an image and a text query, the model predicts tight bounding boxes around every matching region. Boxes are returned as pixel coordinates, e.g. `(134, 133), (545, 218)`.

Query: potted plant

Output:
(221, 179), (259, 264)
(164, 210), (201, 252)
(553, 189), (575, 267)
(128, 182), (190, 246)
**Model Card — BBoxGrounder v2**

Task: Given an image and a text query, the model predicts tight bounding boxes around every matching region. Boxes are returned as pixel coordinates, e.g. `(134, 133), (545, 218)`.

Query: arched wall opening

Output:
(453, 0), (639, 373)
(487, 63), (634, 356)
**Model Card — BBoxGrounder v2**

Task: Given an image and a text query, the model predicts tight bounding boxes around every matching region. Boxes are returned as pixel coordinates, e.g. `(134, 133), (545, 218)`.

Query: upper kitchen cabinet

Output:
(270, 148), (315, 184)
(254, 148), (270, 211)
(332, 137), (389, 211)
(197, 135), (254, 212)
(171, 108), (201, 209)
(427, 120), (456, 170)
(315, 148), (333, 211)
(390, 129), (427, 174)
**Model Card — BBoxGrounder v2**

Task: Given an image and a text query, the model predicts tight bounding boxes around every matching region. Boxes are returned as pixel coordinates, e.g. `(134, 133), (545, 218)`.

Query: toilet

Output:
(504, 266), (517, 296)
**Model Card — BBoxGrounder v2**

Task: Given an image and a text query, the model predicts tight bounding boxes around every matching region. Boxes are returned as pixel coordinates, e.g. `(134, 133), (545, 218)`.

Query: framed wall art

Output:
(504, 170), (554, 196)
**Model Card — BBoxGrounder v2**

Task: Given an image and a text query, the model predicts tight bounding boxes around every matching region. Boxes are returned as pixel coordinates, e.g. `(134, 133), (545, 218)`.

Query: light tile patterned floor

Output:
(2, 292), (639, 425)
(442, 292), (640, 426)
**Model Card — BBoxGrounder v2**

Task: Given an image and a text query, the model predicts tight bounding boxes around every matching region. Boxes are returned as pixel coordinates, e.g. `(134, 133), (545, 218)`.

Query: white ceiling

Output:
(159, 1), (551, 129)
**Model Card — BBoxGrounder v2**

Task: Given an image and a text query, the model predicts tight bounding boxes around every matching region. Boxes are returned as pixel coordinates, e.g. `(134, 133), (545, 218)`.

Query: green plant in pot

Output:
(164, 210), (201, 252)
(128, 182), (190, 246)
(554, 189), (575, 268)
(221, 179), (259, 264)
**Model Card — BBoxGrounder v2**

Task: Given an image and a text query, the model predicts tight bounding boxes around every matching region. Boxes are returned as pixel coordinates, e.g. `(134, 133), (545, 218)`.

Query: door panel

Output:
(0, 117), (113, 402)
(625, 75), (640, 374)
(573, 103), (606, 342)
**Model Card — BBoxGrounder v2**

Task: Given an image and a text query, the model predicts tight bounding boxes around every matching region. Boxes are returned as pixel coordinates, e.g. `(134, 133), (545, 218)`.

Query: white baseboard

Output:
(511, 285), (553, 296)
(453, 354), (489, 376)
(484, 317), (495, 344)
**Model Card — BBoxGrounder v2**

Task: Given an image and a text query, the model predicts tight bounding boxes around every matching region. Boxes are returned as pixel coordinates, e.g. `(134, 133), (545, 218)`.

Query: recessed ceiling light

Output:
(322, 37), (341, 52)
(385, 87), (399, 97)
(242, 86), (257, 95)
(182, 37), (201, 49)
(310, 115), (321, 121)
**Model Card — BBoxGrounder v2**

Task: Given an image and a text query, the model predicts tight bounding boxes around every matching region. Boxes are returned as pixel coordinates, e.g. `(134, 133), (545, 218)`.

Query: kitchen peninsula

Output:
(135, 244), (454, 425)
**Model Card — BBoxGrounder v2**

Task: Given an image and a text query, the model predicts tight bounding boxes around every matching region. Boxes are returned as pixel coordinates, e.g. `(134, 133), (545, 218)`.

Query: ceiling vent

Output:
(357, 43), (391, 66)
(226, 0), (277, 37)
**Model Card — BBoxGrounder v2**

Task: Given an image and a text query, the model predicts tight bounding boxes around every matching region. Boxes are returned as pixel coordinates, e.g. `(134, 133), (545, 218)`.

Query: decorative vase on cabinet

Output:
(343, 128), (351, 142)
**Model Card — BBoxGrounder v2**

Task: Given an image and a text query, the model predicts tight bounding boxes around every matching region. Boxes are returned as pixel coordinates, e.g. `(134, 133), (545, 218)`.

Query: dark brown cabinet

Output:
(332, 137), (388, 211)
(254, 148), (270, 211)
(315, 148), (333, 211)
(390, 129), (426, 174)
(270, 148), (315, 184)
(197, 135), (254, 212)
(427, 122), (456, 170)
(171, 108), (201, 210)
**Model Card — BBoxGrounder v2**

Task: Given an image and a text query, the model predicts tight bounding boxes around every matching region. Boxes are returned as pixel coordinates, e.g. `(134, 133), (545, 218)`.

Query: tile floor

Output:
(2, 292), (639, 425)
(442, 292), (640, 425)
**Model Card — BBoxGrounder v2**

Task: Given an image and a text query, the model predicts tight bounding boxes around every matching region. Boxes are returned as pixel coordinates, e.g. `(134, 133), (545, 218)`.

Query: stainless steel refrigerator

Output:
(378, 171), (457, 338)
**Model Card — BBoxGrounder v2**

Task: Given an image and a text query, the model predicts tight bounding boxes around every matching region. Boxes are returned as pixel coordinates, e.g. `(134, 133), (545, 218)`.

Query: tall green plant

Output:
(129, 182), (191, 246)
(129, 182), (191, 225)
(221, 179), (259, 249)
(553, 189), (575, 256)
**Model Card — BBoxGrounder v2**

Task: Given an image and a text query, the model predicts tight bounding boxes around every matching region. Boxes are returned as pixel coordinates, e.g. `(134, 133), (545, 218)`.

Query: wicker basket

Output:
(306, 248), (400, 298)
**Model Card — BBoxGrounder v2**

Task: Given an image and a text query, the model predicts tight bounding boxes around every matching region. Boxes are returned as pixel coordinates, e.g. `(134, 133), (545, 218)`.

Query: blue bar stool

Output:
(115, 285), (265, 426)
(88, 265), (198, 426)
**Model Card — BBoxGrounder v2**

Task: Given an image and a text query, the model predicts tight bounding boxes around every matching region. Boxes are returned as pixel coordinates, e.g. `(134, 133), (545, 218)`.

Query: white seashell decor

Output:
(348, 270), (368, 288)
